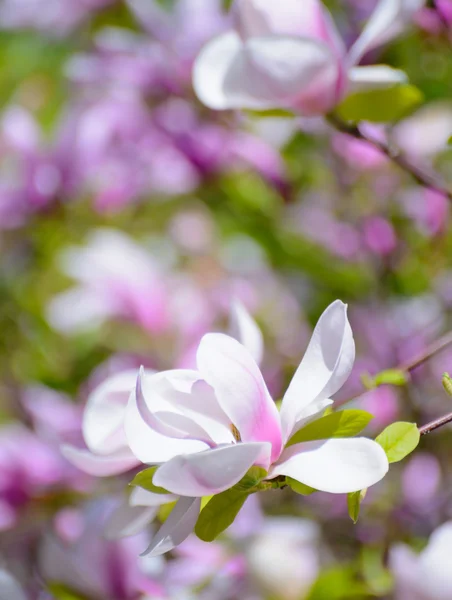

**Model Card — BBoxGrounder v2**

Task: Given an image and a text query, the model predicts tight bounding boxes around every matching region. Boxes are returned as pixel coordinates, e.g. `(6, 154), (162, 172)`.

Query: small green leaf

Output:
(47, 584), (87, 600)
(336, 84), (424, 123)
(130, 467), (169, 494)
(307, 567), (368, 600)
(287, 477), (317, 496)
(245, 108), (296, 119)
(442, 372), (452, 396)
(195, 467), (266, 542)
(375, 422), (420, 463)
(374, 369), (409, 387)
(347, 489), (367, 524)
(157, 501), (177, 522)
(286, 410), (374, 447)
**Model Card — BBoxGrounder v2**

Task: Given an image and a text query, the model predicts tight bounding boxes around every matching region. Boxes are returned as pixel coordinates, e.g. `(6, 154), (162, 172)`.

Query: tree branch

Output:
(419, 411), (452, 436)
(328, 115), (452, 202)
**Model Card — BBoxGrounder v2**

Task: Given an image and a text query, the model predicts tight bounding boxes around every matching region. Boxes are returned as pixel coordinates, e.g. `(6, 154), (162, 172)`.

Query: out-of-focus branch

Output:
(419, 411), (452, 435)
(328, 115), (452, 202)
(335, 329), (452, 409)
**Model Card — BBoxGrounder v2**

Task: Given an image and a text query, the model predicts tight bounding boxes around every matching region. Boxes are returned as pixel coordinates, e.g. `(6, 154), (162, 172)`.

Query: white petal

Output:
(280, 300), (355, 442)
(348, 0), (425, 66)
(348, 65), (407, 93)
(130, 487), (177, 507)
(197, 333), (282, 461)
(83, 369), (140, 455)
(193, 32), (337, 112)
(104, 499), (157, 539)
(47, 287), (114, 333)
(153, 443), (271, 497)
(125, 390), (208, 465)
(229, 299), (264, 365)
(0, 571), (27, 600)
(141, 497), (200, 557)
(61, 445), (139, 476)
(271, 437), (388, 494)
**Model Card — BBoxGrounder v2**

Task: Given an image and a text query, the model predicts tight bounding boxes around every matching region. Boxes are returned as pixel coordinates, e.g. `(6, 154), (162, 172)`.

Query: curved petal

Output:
(197, 333), (282, 461)
(153, 442), (271, 497)
(133, 368), (233, 446)
(234, 0), (345, 57)
(193, 32), (338, 113)
(61, 444), (139, 476)
(83, 369), (140, 455)
(280, 300), (355, 442)
(135, 367), (215, 445)
(271, 438), (388, 494)
(104, 500), (158, 540)
(141, 497), (201, 557)
(0, 570), (27, 600)
(348, 65), (407, 93)
(348, 0), (425, 66)
(229, 299), (264, 366)
(125, 391), (208, 465)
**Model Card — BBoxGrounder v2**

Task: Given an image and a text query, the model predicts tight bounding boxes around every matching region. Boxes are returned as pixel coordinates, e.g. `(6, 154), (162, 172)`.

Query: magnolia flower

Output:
(62, 300), (262, 479)
(126, 300), (388, 555)
(193, 0), (424, 115)
(47, 229), (169, 334)
(390, 521), (452, 600)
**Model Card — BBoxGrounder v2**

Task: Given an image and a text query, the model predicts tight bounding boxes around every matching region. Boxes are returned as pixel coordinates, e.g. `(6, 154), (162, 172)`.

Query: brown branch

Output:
(335, 329), (452, 409)
(401, 330), (452, 372)
(328, 115), (452, 202)
(419, 411), (452, 436)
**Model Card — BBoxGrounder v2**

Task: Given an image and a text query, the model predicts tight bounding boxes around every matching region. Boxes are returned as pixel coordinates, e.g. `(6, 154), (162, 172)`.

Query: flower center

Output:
(230, 424), (242, 442)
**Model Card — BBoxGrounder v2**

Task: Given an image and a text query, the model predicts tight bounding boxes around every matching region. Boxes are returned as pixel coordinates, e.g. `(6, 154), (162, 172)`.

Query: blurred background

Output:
(2, 0), (452, 598)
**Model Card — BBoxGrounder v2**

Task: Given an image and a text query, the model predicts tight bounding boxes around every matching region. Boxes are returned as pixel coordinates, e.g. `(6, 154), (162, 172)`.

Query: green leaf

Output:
(195, 467), (266, 542)
(130, 467), (169, 494)
(307, 567), (368, 600)
(442, 372), (452, 396)
(287, 477), (317, 496)
(373, 369), (409, 387)
(157, 501), (177, 523)
(47, 584), (87, 600)
(336, 84), (424, 123)
(347, 489), (367, 524)
(245, 108), (296, 119)
(286, 410), (374, 447)
(375, 422), (420, 463)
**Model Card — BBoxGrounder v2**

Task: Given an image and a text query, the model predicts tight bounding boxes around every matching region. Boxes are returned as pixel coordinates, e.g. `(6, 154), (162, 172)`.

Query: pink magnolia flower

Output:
(125, 300), (388, 556)
(193, 0), (422, 115)
(62, 300), (263, 479)
(47, 229), (169, 334)
(390, 522), (452, 600)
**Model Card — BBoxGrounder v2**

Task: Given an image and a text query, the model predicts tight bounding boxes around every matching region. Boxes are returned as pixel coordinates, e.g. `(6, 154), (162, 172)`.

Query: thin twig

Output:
(335, 329), (452, 409)
(419, 411), (452, 435)
(328, 115), (452, 202)
(401, 330), (452, 372)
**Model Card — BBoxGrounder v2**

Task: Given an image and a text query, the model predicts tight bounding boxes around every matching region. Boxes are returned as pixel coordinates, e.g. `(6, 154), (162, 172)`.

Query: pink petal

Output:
(348, 0), (425, 66)
(141, 497), (201, 557)
(197, 333), (282, 462)
(193, 32), (339, 115)
(153, 443), (271, 497)
(61, 445), (139, 476)
(235, 0), (345, 57)
(280, 300), (355, 442)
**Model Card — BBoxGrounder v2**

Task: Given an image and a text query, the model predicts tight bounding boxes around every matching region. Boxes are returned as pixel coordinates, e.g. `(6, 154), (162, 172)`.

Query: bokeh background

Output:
(2, 0), (452, 598)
